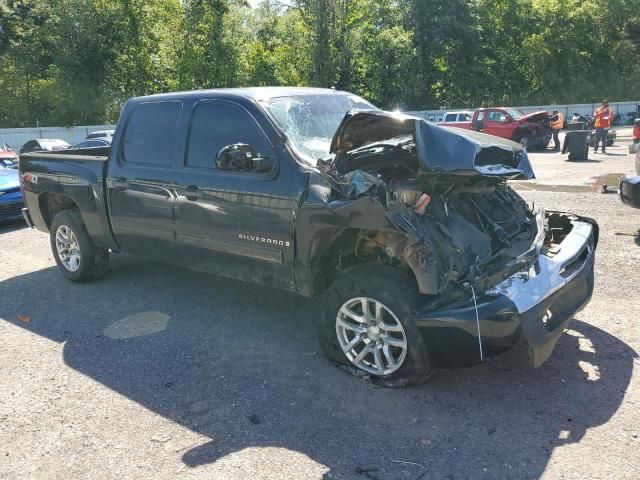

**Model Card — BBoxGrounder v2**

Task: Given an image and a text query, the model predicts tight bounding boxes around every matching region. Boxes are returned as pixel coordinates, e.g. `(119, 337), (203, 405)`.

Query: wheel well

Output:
(39, 193), (78, 229)
(310, 228), (413, 294)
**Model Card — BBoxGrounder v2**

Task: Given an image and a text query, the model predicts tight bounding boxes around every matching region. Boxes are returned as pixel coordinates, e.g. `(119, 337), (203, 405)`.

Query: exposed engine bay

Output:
(314, 110), (556, 306)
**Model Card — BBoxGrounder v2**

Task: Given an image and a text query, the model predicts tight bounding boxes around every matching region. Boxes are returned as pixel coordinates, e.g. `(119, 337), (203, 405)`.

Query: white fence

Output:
(409, 101), (640, 123)
(1, 99), (639, 147)
(0, 125), (116, 150)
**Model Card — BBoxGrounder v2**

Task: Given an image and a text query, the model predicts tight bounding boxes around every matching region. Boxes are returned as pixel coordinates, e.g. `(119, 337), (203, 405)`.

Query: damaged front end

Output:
(311, 110), (597, 367)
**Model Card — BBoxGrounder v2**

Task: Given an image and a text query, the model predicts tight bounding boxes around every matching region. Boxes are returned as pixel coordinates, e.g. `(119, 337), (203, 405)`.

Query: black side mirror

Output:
(215, 144), (273, 173)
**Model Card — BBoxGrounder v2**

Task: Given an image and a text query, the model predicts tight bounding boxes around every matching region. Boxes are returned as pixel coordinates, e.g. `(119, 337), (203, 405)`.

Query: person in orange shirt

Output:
(633, 118), (640, 145)
(593, 100), (614, 153)
(549, 109), (564, 151)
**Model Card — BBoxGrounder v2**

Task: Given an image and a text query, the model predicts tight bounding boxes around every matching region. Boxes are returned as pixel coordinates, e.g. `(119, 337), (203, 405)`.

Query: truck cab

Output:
(471, 108), (552, 150)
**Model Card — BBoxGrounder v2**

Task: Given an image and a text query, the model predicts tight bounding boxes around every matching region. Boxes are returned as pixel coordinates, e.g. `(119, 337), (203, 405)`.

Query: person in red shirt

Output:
(593, 100), (614, 153)
(633, 118), (640, 145)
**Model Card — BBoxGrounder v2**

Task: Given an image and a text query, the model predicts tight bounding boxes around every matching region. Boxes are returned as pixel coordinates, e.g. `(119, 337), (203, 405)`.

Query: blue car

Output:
(0, 166), (24, 222)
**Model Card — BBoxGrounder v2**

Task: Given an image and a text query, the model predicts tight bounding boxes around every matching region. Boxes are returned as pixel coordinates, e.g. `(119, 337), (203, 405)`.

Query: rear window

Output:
(123, 102), (181, 166)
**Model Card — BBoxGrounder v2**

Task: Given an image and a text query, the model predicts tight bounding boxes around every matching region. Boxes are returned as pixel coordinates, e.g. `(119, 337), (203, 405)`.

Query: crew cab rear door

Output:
(106, 101), (182, 260)
(172, 99), (298, 291)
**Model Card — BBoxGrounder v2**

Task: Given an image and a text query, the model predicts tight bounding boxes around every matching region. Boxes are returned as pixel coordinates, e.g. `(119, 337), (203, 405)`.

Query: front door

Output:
(484, 110), (514, 139)
(106, 101), (182, 261)
(173, 100), (299, 291)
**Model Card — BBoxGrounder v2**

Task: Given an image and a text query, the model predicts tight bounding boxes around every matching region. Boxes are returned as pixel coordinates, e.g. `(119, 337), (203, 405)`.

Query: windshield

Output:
(261, 93), (376, 164)
(503, 108), (524, 120)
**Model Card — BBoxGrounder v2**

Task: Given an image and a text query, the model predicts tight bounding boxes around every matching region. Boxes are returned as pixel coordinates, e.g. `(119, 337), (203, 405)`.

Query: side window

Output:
(488, 111), (507, 123)
(186, 101), (274, 170)
(444, 113), (456, 122)
(123, 102), (180, 166)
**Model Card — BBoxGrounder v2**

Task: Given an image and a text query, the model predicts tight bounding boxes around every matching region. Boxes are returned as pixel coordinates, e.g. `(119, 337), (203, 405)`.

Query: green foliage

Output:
(0, 0), (639, 127)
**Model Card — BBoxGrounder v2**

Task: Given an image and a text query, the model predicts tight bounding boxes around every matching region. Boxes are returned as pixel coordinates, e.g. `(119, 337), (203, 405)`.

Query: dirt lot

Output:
(1, 130), (639, 480)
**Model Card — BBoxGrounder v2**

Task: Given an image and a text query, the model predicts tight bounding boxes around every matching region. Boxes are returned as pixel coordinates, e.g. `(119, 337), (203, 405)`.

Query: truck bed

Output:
(438, 121), (472, 129)
(19, 147), (118, 251)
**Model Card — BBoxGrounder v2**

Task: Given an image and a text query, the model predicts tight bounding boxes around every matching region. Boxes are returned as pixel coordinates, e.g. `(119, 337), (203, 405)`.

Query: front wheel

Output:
(518, 135), (533, 149)
(50, 209), (109, 282)
(318, 265), (433, 386)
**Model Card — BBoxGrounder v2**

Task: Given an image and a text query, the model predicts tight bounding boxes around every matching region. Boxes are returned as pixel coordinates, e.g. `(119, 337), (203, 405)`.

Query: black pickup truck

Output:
(19, 87), (598, 385)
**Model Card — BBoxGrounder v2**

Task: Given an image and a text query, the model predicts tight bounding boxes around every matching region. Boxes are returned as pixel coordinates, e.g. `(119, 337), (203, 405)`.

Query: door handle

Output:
(112, 177), (129, 190)
(178, 185), (202, 201)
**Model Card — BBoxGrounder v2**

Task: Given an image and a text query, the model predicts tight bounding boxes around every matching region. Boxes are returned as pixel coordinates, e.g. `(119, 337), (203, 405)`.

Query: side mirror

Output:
(215, 144), (273, 173)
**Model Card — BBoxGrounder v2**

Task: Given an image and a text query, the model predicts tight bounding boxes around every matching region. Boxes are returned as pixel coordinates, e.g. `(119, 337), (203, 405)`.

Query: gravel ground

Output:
(0, 144), (639, 480)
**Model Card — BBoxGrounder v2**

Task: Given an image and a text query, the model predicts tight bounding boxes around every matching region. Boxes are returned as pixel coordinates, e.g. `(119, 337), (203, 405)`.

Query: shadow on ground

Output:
(0, 258), (636, 479)
(0, 218), (27, 234)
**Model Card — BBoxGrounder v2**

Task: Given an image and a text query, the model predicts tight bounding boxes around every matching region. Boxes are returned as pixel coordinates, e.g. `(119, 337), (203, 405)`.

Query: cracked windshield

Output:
(262, 93), (375, 164)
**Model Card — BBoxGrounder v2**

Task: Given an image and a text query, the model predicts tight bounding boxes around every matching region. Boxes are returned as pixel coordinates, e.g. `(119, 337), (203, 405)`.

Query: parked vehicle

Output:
(570, 113), (593, 128)
(70, 139), (111, 150)
(0, 165), (24, 222)
(439, 110), (474, 128)
(19, 87), (598, 385)
(86, 130), (115, 141)
(20, 139), (71, 154)
(441, 107), (553, 150)
(619, 149), (640, 209)
(0, 143), (19, 169)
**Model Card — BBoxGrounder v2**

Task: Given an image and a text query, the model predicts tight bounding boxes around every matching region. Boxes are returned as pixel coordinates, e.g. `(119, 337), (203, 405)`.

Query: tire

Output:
(518, 135), (532, 150)
(50, 209), (109, 282)
(318, 264), (433, 386)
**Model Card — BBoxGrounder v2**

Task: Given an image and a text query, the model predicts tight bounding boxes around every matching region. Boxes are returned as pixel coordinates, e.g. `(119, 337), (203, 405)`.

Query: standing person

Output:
(550, 109), (564, 151)
(593, 100), (614, 153)
(633, 118), (640, 145)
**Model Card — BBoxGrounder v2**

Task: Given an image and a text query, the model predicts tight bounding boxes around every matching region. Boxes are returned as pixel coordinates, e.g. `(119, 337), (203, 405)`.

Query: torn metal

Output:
(300, 108), (597, 369)
(317, 110), (540, 300)
(329, 110), (535, 179)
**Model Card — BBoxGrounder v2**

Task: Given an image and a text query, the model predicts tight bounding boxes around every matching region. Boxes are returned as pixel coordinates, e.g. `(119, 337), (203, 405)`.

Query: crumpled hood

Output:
(0, 168), (19, 190)
(330, 110), (535, 179)
(519, 111), (550, 123)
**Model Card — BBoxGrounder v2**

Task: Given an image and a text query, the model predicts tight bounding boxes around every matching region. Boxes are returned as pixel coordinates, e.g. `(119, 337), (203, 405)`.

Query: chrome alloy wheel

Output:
(55, 225), (81, 272)
(335, 297), (408, 375)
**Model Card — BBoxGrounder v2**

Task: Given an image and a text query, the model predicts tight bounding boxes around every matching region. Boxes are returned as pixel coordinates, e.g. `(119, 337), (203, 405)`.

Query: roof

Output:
(129, 87), (350, 104)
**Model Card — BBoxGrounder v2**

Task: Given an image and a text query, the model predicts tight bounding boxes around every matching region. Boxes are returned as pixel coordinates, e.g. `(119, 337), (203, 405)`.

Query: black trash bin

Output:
(562, 130), (591, 161)
(567, 121), (586, 131)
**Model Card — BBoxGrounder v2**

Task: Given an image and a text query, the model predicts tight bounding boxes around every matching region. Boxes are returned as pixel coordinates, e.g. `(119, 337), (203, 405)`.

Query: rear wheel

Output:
(50, 209), (109, 282)
(318, 265), (433, 386)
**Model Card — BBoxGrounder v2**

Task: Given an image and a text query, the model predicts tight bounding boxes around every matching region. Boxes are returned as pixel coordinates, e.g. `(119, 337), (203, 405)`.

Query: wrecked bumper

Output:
(414, 215), (596, 368)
